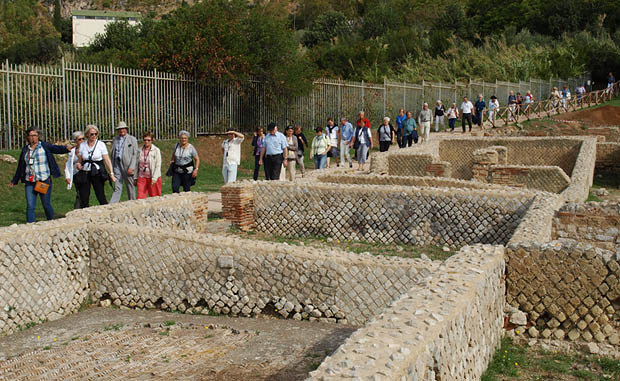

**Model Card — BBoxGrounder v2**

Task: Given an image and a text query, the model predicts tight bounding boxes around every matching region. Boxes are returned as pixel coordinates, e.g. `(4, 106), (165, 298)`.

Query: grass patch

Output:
(237, 231), (454, 261)
(103, 323), (123, 331)
(78, 295), (92, 312)
(159, 330), (169, 336)
(593, 172), (620, 190)
(587, 191), (603, 202)
(163, 320), (176, 326)
(482, 338), (620, 380)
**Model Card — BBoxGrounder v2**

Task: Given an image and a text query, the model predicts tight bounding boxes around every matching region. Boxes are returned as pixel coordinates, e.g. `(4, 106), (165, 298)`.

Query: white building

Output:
(72, 10), (141, 48)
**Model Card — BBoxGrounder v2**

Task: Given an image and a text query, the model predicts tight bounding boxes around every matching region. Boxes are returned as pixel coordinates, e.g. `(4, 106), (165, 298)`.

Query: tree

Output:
(302, 11), (350, 47)
(53, 0), (62, 32)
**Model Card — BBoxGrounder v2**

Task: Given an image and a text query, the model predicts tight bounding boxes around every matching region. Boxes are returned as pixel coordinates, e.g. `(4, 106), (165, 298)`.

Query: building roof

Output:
(72, 10), (142, 19)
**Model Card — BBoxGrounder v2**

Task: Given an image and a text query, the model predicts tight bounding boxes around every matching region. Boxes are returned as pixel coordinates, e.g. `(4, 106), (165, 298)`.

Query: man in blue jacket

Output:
(9, 127), (72, 223)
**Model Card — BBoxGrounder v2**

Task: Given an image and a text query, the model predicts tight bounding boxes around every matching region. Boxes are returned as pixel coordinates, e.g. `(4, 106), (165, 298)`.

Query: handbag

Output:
(34, 180), (49, 194)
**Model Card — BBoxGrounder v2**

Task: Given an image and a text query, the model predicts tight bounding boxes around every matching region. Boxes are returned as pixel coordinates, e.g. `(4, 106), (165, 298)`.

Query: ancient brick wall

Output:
(553, 201), (620, 251)
(596, 142), (620, 174)
(66, 192), (209, 231)
(309, 245), (505, 380)
(0, 221), (90, 336)
(250, 182), (533, 248)
(506, 240), (620, 345)
(387, 152), (452, 177)
(438, 137), (583, 180)
(88, 224), (436, 326)
(317, 173), (502, 190)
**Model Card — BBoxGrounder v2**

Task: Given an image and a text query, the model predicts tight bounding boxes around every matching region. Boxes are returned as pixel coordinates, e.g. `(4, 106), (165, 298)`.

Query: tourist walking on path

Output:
(325, 118), (340, 168)
(561, 85), (571, 111)
(474, 94), (486, 128)
(607, 72), (615, 94)
(259, 122), (288, 180)
(110, 121), (139, 203)
(221, 130), (244, 184)
(418, 103), (432, 143)
(9, 127), (72, 223)
(507, 91), (517, 121)
(351, 120), (373, 171)
(402, 111), (418, 145)
(169, 130), (199, 192)
(284, 126), (298, 181)
(576, 85), (586, 107)
(461, 97), (474, 132)
(446, 103), (459, 132)
(294, 126), (308, 177)
(75, 125), (116, 208)
(310, 126), (330, 169)
(356, 111), (371, 130)
(251, 127), (266, 180)
(339, 117), (354, 168)
(137, 131), (162, 199)
(65, 131), (85, 209)
(550, 87), (561, 113)
(378, 117), (394, 152)
(487, 96), (499, 127)
(434, 101), (445, 132)
(396, 109), (406, 147)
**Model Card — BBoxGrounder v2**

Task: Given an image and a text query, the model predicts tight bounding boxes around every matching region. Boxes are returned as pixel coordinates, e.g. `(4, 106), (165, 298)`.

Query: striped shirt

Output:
(24, 142), (50, 182)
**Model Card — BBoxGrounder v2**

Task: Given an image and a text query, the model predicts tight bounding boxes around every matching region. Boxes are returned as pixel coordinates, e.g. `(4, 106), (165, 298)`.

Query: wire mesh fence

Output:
(0, 58), (590, 149)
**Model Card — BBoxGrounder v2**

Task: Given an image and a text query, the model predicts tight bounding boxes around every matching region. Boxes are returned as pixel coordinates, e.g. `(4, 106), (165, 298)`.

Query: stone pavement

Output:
(0, 307), (355, 380)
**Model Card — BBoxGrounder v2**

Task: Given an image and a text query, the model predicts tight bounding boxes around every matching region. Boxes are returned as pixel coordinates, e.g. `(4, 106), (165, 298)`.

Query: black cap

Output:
(267, 122), (277, 131)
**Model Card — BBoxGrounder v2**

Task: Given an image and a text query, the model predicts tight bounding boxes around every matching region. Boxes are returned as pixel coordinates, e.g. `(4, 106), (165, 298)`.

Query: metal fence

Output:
(0, 59), (590, 149)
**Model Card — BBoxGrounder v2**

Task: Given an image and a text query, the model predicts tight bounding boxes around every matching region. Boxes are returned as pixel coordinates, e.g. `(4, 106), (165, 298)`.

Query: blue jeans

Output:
(313, 154), (326, 169)
(25, 179), (53, 223)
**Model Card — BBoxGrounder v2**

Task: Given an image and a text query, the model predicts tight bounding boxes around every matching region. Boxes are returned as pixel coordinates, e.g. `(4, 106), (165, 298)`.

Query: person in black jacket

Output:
(9, 127), (72, 223)
(294, 125), (308, 177)
(251, 127), (266, 180)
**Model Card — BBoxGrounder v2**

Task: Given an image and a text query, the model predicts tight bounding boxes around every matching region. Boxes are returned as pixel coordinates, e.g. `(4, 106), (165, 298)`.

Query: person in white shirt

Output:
(65, 131), (85, 209)
(221, 130), (244, 184)
(460, 97), (474, 133)
(75, 124), (116, 208)
(487, 96), (500, 127)
(325, 118), (340, 168)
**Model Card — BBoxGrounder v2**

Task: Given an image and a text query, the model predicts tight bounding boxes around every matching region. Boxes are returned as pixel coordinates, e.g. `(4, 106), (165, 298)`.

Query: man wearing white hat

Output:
(110, 121), (139, 203)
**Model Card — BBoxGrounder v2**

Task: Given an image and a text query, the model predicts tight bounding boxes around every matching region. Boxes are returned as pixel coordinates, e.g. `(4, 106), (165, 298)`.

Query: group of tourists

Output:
(9, 122), (201, 223)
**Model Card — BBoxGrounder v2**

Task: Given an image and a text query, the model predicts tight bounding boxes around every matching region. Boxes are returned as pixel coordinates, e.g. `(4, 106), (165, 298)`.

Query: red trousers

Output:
(137, 177), (162, 199)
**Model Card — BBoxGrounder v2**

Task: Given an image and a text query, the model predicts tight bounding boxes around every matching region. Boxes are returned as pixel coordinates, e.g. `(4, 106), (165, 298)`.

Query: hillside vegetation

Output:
(2, 0), (620, 93)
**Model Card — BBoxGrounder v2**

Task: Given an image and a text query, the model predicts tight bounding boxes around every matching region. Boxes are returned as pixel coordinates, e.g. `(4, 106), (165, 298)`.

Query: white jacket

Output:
(140, 144), (162, 181)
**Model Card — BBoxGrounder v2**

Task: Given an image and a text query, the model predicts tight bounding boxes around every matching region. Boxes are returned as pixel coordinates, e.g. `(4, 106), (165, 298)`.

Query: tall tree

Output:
(53, 0), (62, 32)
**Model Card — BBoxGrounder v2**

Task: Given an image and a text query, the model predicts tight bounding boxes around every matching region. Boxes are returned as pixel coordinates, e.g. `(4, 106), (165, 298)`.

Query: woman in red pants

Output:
(136, 131), (162, 198)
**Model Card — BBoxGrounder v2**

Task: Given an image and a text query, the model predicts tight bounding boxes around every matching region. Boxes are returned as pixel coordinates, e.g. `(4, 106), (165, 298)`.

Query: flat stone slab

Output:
(0, 307), (355, 380)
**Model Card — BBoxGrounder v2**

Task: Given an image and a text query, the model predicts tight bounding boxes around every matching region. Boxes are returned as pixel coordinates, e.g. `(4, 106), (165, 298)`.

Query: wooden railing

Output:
(484, 82), (620, 128)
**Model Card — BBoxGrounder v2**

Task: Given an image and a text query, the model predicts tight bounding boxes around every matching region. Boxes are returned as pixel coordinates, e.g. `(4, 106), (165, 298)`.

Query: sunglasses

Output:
(90, 132), (98, 136)
(77, 137), (85, 141)
(143, 139), (152, 141)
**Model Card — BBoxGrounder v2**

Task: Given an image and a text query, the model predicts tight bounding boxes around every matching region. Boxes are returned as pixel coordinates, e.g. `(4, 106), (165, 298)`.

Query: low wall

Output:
(317, 173), (503, 190)
(66, 192), (209, 231)
(89, 224), (436, 326)
(309, 245), (505, 380)
(387, 152), (452, 177)
(508, 193), (564, 246)
(553, 201), (620, 251)
(506, 240), (620, 344)
(241, 182), (534, 248)
(479, 165), (571, 193)
(0, 221), (90, 335)
(438, 137), (584, 180)
(596, 142), (620, 173)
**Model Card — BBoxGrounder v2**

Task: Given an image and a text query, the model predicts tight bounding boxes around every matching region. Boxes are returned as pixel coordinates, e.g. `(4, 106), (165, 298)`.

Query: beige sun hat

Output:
(115, 121), (128, 130)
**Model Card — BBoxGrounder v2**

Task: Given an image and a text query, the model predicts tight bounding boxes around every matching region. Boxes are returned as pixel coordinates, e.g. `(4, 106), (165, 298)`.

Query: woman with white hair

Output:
(434, 100), (445, 132)
(65, 130), (85, 209)
(418, 103), (432, 143)
(168, 130), (200, 193)
(75, 124), (116, 208)
(378, 117), (394, 152)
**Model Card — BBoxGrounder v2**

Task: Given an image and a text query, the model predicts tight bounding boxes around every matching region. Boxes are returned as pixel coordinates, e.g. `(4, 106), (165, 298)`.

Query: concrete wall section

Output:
(0, 221), (90, 336)
(310, 245), (505, 380)
(89, 224), (436, 326)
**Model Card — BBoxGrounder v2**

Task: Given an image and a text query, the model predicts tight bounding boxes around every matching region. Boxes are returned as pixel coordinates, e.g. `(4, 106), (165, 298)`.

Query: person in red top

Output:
(356, 111), (371, 129)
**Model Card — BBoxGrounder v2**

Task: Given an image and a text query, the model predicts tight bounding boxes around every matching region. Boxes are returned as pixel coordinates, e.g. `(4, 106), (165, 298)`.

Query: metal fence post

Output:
(193, 76), (198, 137)
(154, 68), (159, 137)
(109, 63), (115, 132)
(402, 81), (406, 110)
(361, 80), (365, 112)
(422, 79), (425, 104)
(383, 77), (387, 116)
(4, 59), (11, 149)
(61, 58), (68, 141)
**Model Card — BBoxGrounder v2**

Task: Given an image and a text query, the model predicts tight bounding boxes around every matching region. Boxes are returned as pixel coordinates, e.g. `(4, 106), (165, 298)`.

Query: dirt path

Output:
(0, 307), (355, 380)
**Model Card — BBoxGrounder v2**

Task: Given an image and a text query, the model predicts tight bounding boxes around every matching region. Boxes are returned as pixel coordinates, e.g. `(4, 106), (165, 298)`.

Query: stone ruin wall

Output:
(438, 137), (584, 180)
(0, 221), (89, 336)
(0, 193), (208, 336)
(246, 182), (533, 248)
(553, 201), (620, 252)
(506, 240), (620, 345)
(310, 245), (505, 380)
(316, 172), (504, 190)
(89, 224), (436, 326)
(596, 142), (620, 174)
